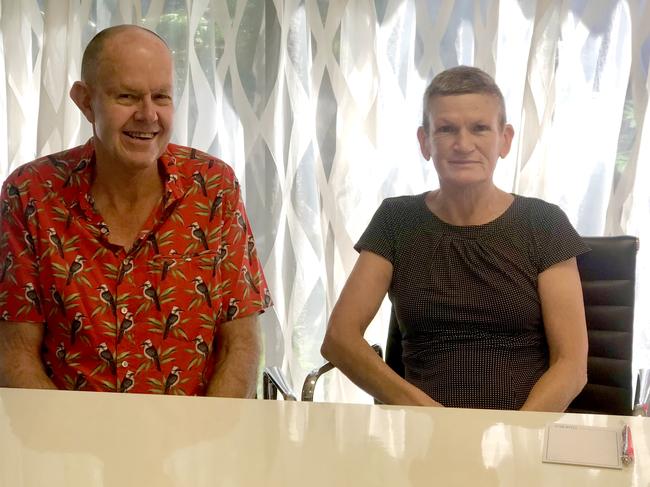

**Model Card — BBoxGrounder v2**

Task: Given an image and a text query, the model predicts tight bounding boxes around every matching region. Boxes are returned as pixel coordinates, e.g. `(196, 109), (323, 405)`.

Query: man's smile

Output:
(124, 131), (157, 140)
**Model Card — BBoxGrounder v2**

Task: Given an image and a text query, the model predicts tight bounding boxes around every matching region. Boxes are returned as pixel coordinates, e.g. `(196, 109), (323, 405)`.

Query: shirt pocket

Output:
(148, 250), (225, 338)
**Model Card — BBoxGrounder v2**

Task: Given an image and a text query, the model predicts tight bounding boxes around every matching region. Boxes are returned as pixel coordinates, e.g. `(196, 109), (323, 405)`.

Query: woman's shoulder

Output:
(512, 193), (559, 209)
(362, 193), (429, 237)
(511, 194), (565, 219)
(380, 192), (428, 211)
(510, 194), (578, 238)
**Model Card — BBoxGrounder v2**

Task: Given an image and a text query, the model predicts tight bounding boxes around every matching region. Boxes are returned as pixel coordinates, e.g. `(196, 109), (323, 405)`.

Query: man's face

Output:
(81, 30), (174, 172)
(417, 93), (513, 189)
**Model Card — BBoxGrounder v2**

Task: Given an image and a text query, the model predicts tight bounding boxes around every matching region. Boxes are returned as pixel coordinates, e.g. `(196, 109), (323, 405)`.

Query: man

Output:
(0, 25), (271, 397)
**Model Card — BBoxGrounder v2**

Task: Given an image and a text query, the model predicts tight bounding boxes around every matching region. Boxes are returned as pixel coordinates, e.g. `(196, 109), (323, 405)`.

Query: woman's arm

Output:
(520, 257), (588, 412)
(321, 251), (441, 407)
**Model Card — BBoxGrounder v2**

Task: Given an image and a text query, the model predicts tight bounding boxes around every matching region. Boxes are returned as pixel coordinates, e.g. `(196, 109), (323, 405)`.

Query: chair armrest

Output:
(634, 368), (649, 416)
(262, 366), (297, 401)
(301, 344), (383, 402)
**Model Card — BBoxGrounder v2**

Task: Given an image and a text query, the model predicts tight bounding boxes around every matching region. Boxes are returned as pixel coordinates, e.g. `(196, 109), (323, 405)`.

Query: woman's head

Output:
(417, 66), (513, 189)
(421, 66), (507, 132)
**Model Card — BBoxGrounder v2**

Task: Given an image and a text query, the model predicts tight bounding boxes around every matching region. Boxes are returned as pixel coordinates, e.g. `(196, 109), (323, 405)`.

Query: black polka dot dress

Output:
(355, 193), (589, 410)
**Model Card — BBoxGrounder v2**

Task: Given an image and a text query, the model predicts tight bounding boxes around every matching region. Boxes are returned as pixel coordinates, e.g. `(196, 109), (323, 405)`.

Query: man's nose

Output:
(134, 96), (158, 123)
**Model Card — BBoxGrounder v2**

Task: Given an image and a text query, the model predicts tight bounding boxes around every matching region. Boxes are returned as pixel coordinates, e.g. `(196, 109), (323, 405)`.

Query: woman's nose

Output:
(453, 129), (474, 152)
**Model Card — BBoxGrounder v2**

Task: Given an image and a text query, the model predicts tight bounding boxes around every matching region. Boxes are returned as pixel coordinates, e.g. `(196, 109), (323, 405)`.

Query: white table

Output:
(1, 387), (648, 486)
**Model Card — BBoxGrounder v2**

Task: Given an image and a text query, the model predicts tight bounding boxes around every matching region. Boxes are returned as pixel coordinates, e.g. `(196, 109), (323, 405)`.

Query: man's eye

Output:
(436, 126), (455, 134)
(118, 94), (134, 100)
(474, 124), (490, 132)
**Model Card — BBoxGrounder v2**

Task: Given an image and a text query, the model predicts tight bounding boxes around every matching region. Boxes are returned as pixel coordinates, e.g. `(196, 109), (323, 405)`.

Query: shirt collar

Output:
(159, 148), (186, 209)
(61, 139), (187, 212)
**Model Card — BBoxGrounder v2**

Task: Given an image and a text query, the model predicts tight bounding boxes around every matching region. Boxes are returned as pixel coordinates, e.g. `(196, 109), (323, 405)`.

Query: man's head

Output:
(70, 25), (174, 172)
(421, 66), (507, 132)
(80, 25), (170, 85)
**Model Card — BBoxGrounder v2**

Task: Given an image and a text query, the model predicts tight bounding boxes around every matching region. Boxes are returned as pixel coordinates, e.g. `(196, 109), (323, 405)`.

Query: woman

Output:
(321, 66), (589, 411)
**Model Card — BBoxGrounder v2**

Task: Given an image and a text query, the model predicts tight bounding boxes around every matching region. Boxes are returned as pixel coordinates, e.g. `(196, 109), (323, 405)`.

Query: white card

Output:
(542, 423), (622, 469)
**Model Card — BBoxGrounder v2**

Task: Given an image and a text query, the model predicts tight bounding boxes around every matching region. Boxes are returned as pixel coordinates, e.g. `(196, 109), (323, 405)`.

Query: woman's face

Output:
(417, 93), (514, 189)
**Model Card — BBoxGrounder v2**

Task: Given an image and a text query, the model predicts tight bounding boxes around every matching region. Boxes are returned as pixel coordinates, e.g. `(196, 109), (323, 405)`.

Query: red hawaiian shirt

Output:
(0, 139), (271, 395)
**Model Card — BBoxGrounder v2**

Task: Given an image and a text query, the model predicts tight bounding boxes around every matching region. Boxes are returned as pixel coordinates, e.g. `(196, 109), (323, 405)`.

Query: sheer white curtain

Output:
(0, 0), (648, 403)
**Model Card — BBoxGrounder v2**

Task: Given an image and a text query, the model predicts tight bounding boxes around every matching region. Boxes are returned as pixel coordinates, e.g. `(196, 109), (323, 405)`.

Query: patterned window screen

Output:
(0, 0), (647, 403)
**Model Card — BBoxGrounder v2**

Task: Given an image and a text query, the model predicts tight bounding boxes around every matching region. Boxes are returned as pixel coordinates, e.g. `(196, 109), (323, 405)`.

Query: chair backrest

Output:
(568, 236), (637, 415)
(384, 236), (638, 415)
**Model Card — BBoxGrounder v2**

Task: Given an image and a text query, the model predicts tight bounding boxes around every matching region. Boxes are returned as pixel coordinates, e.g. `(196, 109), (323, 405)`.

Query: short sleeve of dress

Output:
(531, 201), (590, 273)
(354, 198), (397, 264)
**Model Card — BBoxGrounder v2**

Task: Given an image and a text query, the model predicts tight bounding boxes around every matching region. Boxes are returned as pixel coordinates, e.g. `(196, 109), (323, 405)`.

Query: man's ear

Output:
(69, 81), (95, 124)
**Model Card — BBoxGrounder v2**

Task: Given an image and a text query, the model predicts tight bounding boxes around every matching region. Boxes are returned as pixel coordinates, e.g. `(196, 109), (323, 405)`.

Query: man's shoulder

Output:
(166, 143), (235, 178)
(4, 142), (92, 189)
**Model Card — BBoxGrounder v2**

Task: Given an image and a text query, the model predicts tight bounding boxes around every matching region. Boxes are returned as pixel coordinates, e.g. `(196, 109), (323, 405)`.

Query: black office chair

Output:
(567, 236), (638, 415)
(303, 236), (639, 414)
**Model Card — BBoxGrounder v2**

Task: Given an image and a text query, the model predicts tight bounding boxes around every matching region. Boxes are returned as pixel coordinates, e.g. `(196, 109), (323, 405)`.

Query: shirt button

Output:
(121, 361), (128, 368)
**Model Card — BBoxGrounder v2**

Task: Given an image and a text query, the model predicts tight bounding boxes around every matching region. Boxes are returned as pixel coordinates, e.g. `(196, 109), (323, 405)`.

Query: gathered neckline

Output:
(418, 191), (517, 237)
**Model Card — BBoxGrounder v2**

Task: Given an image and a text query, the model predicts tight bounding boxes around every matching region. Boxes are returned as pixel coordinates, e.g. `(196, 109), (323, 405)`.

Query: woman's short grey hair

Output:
(422, 66), (507, 131)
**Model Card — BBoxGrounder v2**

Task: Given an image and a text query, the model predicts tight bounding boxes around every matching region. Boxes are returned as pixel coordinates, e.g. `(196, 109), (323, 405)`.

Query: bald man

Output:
(0, 25), (271, 397)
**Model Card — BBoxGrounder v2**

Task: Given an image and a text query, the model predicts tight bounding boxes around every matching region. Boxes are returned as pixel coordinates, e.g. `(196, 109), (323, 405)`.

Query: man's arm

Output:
(205, 314), (261, 398)
(0, 321), (56, 389)
(520, 257), (588, 412)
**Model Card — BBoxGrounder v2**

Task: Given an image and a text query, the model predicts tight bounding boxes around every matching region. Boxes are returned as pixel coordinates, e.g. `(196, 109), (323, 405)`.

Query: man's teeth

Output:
(126, 132), (155, 139)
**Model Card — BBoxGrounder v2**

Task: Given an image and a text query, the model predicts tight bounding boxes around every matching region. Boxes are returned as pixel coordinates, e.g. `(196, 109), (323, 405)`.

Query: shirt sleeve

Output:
(354, 198), (397, 264)
(215, 166), (271, 323)
(532, 201), (590, 273)
(0, 178), (45, 324)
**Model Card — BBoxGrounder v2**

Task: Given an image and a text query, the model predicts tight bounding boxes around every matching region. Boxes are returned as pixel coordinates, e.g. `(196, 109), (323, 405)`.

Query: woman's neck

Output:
(425, 184), (513, 226)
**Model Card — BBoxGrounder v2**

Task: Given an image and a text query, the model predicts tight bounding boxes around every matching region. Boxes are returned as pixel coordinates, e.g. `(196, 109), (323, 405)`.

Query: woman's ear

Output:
(417, 126), (431, 160)
(499, 124), (515, 158)
(69, 81), (95, 124)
